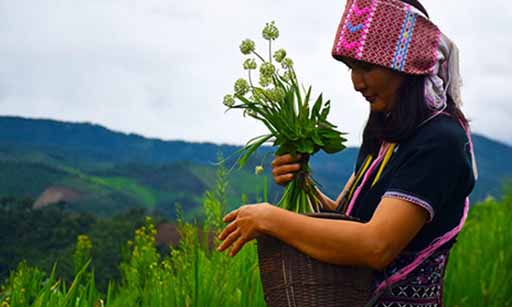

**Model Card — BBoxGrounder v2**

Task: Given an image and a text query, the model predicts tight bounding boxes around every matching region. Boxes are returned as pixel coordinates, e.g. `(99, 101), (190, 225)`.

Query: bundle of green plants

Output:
(223, 21), (348, 213)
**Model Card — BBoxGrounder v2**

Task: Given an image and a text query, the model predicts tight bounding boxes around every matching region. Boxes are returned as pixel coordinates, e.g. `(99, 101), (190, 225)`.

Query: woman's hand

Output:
(217, 203), (274, 257)
(271, 153), (303, 186)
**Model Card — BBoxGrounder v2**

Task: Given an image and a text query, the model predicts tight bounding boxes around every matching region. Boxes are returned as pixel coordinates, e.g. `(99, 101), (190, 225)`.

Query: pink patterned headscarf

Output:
(331, 0), (462, 110)
(331, 0), (439, 75)
(331, 0), (478, 180)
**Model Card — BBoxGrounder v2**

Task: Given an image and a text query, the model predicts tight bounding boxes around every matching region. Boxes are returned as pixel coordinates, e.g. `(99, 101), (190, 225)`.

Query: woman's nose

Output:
(351, 70), (367, 93)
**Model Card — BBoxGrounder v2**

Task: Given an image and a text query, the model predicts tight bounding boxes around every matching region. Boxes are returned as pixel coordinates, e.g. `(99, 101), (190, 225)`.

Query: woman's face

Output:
(343, 58), (405, 113)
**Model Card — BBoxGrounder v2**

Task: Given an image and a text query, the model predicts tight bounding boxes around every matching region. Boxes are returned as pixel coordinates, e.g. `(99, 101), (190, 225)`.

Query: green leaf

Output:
(311, 94), (323, 120)
(276, 143), (297, 156)
(320, 100), (331, 121)
(320, 120), (338, 128)
(238, 134), (273, 169)
(272, 136), (284, 147)
(323, 140), (346, 154)
(312, 133), (325, 146)
(273, 74), (287, 92)
(304, 85), (312, 105)
(297, 139), (314, 154)
(290, 77), (303, 114)
(234, 93), (253, 105)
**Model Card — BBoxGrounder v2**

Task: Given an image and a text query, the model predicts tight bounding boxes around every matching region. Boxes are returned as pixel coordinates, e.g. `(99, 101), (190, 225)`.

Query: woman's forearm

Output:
(315, 187), (337, 211)
(315, 172), (356, 211)
(260, 205), (383, 270)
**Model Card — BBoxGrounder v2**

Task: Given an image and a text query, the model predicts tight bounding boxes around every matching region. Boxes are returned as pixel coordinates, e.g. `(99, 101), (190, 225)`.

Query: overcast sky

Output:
(1, 0), (511, 147)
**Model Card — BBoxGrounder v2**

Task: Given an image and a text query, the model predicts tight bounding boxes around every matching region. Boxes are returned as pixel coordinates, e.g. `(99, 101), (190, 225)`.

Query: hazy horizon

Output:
(2, 114), (511, 149)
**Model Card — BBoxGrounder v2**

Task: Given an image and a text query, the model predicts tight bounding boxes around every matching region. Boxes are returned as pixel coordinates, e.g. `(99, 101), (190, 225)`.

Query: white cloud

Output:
(0, 0), (511, 147)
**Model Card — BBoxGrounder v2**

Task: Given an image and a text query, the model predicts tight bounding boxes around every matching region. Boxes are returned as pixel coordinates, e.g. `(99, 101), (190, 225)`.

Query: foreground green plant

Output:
(73, 235), (92, 276)
(444, 190), (512, 306)
(224, 20), (348, 213)
(105, 161), (264, 307)
(0, 260), (103, 307)
(1, 176), (510, 306)
(0, 163), (264, 307)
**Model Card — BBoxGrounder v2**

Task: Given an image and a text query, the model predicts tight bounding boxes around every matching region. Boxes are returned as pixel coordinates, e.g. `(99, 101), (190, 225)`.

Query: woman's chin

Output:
(369, 103), (386, 112)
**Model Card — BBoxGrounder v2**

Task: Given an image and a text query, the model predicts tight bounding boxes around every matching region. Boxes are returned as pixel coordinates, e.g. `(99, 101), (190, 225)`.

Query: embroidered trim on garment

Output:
(382, 190), (434, 222)
(371, 249), (450, 306)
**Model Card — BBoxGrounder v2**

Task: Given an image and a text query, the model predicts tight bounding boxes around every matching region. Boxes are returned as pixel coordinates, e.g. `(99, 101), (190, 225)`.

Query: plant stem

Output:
(248, 71), (254, 88)
(251, 51), (266, 63)
(269, 40), (272, 64)
(275, 159), (320, 214)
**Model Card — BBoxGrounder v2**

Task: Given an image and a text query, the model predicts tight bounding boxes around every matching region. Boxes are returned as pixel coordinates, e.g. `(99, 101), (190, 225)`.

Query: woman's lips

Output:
(364, 95), (376, 103)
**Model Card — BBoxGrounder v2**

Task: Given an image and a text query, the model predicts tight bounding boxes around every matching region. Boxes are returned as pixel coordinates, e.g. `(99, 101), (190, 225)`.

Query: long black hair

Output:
(359, 0), (470, 158)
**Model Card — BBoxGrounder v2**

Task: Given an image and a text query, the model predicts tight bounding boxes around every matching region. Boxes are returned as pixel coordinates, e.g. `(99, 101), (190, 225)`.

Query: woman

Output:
(217, 0), (478, 305)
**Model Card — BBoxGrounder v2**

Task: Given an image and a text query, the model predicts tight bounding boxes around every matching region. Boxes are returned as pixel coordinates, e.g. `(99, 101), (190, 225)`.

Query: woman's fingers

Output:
(271, 153), (302, 167)
(223, 208), (239, 223)
(274, 174), (294, 185)
(218, 220), (237, 240)
(217, 229), (241, 252)
(272, 163), (301, 185)
(272, 163), (301, 177)
(271, 154), (303, 185)
(229, 237), (247, 257)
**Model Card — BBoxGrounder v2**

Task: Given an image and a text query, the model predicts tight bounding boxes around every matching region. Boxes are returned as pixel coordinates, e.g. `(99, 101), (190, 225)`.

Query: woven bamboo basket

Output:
(256, 212), (374, 307)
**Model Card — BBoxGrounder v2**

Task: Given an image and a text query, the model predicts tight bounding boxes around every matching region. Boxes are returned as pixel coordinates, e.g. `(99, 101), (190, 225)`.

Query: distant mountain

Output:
(0, 116), (510, 218)
(0, 116), (283, 218)
(0, 116), (244, 167)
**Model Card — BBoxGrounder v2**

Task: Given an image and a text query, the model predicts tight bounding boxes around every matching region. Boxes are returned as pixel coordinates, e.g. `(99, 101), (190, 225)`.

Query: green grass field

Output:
(1, 167), (510, 307)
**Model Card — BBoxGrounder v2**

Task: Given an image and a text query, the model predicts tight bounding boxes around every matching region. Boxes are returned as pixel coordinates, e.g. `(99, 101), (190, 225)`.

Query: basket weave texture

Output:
(256, 212), (374, 307)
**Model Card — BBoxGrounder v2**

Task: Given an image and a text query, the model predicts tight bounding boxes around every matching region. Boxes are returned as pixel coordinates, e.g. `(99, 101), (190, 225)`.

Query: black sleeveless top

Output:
(342, 113), (476, 306)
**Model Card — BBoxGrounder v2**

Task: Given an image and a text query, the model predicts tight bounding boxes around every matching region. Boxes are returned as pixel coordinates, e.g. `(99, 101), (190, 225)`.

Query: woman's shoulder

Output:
(395, 113), (475, 192)
(403, 113), (468, 149)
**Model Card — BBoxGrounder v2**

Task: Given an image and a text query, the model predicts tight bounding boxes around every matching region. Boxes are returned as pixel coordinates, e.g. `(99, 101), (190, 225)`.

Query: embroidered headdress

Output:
(331, 0), (438, 75)
(333, 0), (461, 110)
(331, 0), (478, 179)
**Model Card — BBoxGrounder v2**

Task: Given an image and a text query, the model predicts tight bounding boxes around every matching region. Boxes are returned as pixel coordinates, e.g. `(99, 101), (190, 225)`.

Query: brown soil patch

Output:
(33, 185), (82, 209)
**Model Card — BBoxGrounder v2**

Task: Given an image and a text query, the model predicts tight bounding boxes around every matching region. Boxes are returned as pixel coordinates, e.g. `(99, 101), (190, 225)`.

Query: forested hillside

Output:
(0, 116), (510, 219)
